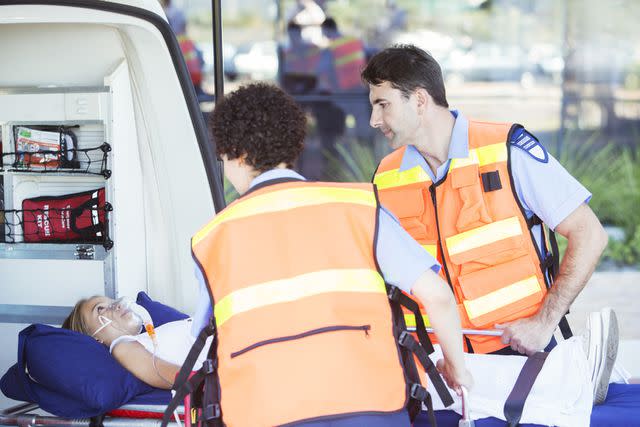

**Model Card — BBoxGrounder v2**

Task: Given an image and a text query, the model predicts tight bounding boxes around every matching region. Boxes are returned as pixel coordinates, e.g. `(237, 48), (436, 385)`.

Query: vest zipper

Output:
(230, 325), (371, 359)
(429, 184), (475, 353)
(428, 185), (454, 292)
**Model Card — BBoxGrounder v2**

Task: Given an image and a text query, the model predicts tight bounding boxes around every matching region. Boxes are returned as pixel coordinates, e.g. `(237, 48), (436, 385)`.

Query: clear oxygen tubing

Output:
(104, 297), (173, 388)
(122, 298), (182, 427)
(125, 299), (174, 387)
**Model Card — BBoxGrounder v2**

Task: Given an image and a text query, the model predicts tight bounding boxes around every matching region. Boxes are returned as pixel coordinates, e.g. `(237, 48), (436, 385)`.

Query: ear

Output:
(414, 88), (429, 112)
(236, 154), (248, 166)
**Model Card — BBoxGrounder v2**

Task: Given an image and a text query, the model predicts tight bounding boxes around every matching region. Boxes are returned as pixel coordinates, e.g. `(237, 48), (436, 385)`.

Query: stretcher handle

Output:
(459, 385), (475, 427)
(406, 327), (504, 337)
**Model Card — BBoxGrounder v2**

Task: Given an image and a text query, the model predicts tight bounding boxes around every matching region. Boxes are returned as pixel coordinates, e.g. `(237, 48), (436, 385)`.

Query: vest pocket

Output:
(457, 256), (545, 328)
(230, 325), (371, 358)
(381, 187), (430, 239)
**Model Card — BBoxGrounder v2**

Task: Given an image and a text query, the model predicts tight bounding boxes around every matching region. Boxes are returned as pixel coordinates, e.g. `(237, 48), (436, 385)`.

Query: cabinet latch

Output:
(75, 245), (95, 260)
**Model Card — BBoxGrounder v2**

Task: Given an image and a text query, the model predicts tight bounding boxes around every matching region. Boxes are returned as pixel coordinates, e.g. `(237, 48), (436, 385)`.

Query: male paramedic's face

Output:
(369, 81), (421, 150)
(81, 296), (141, 346)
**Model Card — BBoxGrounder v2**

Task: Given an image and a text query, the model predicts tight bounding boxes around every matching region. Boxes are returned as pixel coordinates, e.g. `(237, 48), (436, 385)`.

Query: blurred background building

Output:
(168, 0), (640, 276)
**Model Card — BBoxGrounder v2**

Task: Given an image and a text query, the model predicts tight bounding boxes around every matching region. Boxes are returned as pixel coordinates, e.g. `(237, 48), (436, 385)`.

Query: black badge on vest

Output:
(482, 170), (502, 192)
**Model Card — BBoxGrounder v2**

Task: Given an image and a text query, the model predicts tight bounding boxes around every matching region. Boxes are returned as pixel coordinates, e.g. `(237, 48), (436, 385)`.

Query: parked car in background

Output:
(441, 42), (536, 86)
(528, 43), (564, 84)
(391, 29), (457, 63)
(198, 41), (238, 82)
(570, 39), (636, 86)
(233, 40), (278, 81)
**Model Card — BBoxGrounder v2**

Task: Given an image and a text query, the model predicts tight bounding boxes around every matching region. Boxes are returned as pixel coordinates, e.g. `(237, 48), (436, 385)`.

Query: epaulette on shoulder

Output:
(510, 127), (548, 163)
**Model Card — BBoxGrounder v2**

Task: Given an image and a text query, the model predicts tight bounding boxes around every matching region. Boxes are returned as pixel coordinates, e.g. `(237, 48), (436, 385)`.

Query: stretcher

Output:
(2, 383), (640, 427)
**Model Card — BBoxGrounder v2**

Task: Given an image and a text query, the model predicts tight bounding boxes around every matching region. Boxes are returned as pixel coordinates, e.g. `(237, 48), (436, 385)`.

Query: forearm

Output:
(412, 271), (465, 372)
(537, 211), (608, 327)
(149, 356), (181, 389)
(113, 341), (181, 389)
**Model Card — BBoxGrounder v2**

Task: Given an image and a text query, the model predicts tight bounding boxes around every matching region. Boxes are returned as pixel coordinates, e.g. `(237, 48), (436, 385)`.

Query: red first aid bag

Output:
(21, 188), (109, 244)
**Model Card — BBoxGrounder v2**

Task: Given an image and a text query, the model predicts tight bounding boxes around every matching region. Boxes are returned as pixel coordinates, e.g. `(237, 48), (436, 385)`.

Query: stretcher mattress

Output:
(414, 383), (640, 427)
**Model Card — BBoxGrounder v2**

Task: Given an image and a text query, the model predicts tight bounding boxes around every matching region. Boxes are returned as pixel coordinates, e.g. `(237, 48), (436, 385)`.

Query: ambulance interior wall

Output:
(0, 24), (129, 408)
(0, 16), (216, 409)
(0, 24), (142, 410)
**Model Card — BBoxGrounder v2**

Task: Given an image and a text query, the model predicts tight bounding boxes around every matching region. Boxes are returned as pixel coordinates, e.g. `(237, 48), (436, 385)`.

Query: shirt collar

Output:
(399, 110), (469, 176)
(448, 110), (469, 159)
(249, 168), (306, 189)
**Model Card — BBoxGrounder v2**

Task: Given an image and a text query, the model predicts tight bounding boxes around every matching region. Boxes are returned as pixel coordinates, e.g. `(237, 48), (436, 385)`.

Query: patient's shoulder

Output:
(109, 334), (138, 354)
(111, 339), (150, 363)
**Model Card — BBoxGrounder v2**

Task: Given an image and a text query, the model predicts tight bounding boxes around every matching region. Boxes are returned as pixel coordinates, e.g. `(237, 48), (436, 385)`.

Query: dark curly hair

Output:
(210, 83), (307, 172)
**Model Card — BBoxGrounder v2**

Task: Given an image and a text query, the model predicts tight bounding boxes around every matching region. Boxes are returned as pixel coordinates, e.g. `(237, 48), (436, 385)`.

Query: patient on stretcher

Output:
(62, 295), (619, 426)
(62, 295), (211, 390)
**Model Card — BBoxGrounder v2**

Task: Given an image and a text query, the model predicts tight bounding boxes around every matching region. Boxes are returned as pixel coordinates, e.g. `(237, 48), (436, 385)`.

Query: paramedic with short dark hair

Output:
(362, 44), (608, 356)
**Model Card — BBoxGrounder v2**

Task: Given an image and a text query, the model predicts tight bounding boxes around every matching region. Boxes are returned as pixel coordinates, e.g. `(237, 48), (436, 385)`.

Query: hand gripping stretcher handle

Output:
(459, 386), (475, 427)
(406, 327), (504, 337)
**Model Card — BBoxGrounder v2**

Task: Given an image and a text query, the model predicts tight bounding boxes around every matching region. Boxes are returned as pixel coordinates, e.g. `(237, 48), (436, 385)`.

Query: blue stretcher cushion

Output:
(0, 292), (182, 417)
(414, 384), (640, 427)
(135, 291), (189, 327)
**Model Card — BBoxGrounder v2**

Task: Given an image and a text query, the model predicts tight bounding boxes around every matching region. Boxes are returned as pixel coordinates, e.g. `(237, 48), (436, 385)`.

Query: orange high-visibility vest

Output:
(177, 35), (202, 87)
(328, 36), (366, 90)
(374, 121), (549, 354)
(192, 180), (416, 426)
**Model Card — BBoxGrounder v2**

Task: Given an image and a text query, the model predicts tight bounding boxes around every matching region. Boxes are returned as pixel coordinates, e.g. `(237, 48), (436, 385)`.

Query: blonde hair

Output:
(62, 296), (97, 335)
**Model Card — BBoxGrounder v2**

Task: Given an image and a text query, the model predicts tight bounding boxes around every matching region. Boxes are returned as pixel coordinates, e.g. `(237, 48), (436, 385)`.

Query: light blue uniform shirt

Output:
(399, 110), (591, 254)
(191, 169), (440, 335)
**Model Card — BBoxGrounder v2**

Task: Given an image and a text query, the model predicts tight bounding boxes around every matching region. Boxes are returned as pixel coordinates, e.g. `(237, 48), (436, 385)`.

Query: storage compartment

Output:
(0, 87), (117, 320)
(0, 89), (113, 248)
(3, 124), (111, 177)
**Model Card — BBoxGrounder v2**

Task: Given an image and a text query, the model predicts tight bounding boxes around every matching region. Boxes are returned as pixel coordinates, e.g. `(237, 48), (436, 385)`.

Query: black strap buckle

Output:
(202, 359), (216, 375)
(387, 285), (400, 302)
(203, 323), (215, 337)
(410, 383), (429, 402)
(398, 330), (411, 347)
(526, 214), (543, 228)
(203, 403), (221, 420)
(398, 330), (418, 352)
(541, 254), (554, 270)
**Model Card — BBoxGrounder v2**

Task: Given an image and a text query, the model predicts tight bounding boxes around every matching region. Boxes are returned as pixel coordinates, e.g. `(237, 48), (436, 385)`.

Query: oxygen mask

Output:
(90, 297), (156, 346)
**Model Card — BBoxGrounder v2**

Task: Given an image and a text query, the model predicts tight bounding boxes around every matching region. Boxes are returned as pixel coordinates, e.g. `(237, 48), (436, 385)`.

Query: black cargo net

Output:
(1, 202), (113, 249)
(1, 142), (111, 178)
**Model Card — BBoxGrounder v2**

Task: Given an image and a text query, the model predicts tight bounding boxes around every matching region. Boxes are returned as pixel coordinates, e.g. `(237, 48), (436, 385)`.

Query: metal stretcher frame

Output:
(0, 402), (183, 426)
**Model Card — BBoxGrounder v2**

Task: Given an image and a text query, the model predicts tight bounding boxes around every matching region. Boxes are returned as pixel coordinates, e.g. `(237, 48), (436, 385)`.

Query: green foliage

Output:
(323, 140), (382, 183)
(603, 225), (640, 266)
(550, 133), (640, 267)
(551, 132), (639, 234)
(224, 177), (239, 205)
